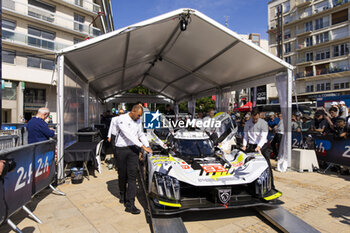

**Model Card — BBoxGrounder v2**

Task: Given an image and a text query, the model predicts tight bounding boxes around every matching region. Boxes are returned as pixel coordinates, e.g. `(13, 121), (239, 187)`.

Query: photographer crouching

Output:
(0, 159), (16, 180)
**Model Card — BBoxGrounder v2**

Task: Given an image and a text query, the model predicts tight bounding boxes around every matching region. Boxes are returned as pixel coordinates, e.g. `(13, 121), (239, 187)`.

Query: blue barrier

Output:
(238, 126), (350, 167)
(291, 132), (350, 167)
(0, 140), (56, 225)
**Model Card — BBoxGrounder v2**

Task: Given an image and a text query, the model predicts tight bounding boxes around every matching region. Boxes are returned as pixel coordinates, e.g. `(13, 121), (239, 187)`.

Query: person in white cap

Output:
(339, 101), (348, 119)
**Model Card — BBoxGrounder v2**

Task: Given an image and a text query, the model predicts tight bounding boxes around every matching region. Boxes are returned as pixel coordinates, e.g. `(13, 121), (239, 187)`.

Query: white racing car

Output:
(142, 113), (282, 214)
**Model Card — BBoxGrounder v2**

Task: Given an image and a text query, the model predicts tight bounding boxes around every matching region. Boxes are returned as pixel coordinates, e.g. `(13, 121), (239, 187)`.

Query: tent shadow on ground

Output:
(0, 187), (53, 233)
(106, 178), (153, 232)
(327, 205), (350, 226)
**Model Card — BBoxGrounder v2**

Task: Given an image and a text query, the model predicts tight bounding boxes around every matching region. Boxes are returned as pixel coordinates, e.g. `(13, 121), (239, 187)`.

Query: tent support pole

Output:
(286, 69), (293, 168)
(57, 55), (65, 181)
(84, 82), (89, 127)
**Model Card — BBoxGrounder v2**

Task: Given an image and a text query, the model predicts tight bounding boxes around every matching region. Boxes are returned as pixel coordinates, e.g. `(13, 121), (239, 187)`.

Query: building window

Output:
(306, 84), (314, 93)
(27, 56), (54, 70)
(284, 29), (291, 40)
(73, 38), (84, 44)
(305, 36), (313, 47)
(332, 9), (348, 25)
(306, 52), (313, 61)
(2, 19), (16, 40)
(2, 50), (16, 64)
(315, 18), (323, 30)
(285, 56), (291, 64)
(305, 21), (313, 32)
(315, 32), (329, 44)
(316, 49), (330, 61)
(28, 0), (55, 22)
(74, 13), (85, 32)
(24, 88), (46, 104)
(75, 0), (83, 7)
(316, 82), (331, 91)
(2, 19), (16, 30)
(333, 43), (349, 57)
(284, 42), (291, 54)
(334, 77), (350, 90)
(28, 0), (56, 12)
(334, 82), (350, 89)
(28, 26), (55, 50)
(283, 1), (290, 13)
(315, 16), (329, 30)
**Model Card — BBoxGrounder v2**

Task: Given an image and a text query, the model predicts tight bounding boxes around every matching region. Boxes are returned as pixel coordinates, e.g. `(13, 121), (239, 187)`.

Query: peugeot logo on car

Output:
(218, 189), (231, 204)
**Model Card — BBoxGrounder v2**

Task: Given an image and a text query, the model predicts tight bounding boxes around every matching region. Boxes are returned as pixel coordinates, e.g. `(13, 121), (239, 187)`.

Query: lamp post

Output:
(86, 11), (105, 40)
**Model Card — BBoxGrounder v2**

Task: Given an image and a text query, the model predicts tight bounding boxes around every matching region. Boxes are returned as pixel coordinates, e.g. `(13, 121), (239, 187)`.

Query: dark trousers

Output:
(271, 133), (283, 158)
(245, 143), (275, 189)
(115, 146), (139, 203)
(111, 135), (117, 168)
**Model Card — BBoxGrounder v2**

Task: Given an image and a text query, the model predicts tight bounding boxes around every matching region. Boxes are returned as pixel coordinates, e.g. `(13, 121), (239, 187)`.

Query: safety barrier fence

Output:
(236, 127), (350, 167)
(0, 124), (56, 150)
(0, 140), (56, 228)
(292, 131), (350, 167)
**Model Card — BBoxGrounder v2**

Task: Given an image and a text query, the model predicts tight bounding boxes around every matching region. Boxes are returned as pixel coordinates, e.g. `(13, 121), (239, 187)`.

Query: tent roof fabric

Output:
(58, 8), (294, 102)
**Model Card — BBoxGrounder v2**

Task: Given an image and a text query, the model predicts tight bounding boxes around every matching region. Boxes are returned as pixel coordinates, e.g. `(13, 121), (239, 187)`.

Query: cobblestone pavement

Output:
(0, 160), (349, 233)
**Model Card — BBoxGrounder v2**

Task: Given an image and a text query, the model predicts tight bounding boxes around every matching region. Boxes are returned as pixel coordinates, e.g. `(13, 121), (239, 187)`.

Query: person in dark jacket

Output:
(27, 107), (55, 144)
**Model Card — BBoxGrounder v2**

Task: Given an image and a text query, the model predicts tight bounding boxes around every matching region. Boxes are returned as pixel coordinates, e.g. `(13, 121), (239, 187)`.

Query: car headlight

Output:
(255, 168), (271, 196)
(153, 172), (180, 201)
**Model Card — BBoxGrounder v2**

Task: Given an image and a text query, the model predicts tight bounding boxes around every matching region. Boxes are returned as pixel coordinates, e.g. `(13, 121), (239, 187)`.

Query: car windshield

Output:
(174, 139), (214, 157)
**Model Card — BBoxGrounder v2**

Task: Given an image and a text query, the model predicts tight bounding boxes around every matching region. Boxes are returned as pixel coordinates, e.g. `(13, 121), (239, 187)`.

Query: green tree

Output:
(125, 85), (156, 110)
(196, 96), (216, 114)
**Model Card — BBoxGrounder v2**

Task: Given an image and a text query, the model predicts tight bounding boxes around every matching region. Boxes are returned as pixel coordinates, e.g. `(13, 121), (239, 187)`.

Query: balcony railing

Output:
(314, 4), (331, 14)
(297, 57), (313, 64)
(296, 71), (314, 79)
(333, 0), (349, 8)
(3, 0), (101, 37)
(316, 66), (350, 75)
(61, 0), (101, 14)
(2, 28), (70, 51)
(296, 28), (312, 35)
(296, 0), (312, 7)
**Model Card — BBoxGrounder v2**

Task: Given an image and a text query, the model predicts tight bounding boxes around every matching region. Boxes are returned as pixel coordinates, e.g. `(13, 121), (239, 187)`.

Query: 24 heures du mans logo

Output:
(143, 110), (222, 129)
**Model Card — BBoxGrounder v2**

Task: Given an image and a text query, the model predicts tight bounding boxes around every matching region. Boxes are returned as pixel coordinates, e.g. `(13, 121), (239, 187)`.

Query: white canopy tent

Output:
(56, 8), (294, 180)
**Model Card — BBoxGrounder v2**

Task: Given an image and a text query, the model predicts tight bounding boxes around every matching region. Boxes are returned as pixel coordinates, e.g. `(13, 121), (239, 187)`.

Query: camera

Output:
(0, 159), (16, 179)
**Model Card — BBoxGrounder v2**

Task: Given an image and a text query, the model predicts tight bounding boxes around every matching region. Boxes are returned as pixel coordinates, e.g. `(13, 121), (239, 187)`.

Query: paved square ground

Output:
(0, 160), (349, 233)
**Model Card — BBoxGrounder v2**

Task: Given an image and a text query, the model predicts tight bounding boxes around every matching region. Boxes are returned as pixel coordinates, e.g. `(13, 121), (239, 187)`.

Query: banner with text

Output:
(0, 140), (56, 220)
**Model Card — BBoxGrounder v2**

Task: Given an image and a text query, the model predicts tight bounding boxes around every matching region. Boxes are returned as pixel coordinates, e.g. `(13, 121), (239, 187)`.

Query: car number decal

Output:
(201, 164), (227, 173)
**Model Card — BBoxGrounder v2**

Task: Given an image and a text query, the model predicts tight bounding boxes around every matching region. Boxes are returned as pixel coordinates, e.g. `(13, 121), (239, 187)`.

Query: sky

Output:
(111, 0), (270, 40)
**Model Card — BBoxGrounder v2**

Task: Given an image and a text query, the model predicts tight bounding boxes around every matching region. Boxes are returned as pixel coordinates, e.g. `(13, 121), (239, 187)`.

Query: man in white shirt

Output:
(115, 105), (152, 215)
(242, 108), (274, 188)
(242, 108), (269, 155)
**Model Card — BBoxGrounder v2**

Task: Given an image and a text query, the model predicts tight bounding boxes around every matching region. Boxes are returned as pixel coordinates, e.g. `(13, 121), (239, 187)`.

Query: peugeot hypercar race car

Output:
(142, 113), (282, 214)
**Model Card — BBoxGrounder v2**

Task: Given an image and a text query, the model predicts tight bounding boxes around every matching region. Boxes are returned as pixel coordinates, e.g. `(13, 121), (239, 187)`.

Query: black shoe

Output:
(125, 203), (141, 215)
